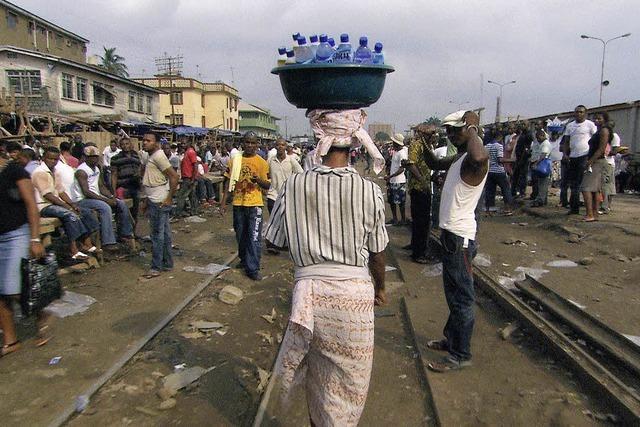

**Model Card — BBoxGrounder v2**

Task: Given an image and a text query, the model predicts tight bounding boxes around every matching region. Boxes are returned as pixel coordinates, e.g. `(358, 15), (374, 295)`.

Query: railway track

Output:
(427, 234), (640, 424)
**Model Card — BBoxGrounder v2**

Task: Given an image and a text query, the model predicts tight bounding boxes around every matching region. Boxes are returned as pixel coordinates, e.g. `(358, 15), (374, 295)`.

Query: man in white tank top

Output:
(415, 110), (488, 372)
(73, 146), (133, 248)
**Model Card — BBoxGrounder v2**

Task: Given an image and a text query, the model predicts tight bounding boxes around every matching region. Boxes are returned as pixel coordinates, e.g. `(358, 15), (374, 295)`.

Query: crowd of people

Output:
(0, 105), (636, 425)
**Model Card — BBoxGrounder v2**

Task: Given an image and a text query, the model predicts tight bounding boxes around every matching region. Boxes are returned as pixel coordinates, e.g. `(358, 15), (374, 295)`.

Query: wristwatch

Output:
(30, 238), (41, 243)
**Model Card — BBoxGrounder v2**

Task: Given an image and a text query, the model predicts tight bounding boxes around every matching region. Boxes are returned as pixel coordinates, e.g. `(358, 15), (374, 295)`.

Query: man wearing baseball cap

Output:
(384, 133), (409, 226)
(71, 145), (134, 249)
(416, 110), (489, 372)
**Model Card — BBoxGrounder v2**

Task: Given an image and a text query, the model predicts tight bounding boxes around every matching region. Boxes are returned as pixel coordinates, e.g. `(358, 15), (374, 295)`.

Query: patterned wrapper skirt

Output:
(273, 277), (375, 426)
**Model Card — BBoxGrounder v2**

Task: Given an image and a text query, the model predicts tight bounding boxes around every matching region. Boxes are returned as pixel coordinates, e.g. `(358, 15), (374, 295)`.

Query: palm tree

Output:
(99, 47), (129, 77)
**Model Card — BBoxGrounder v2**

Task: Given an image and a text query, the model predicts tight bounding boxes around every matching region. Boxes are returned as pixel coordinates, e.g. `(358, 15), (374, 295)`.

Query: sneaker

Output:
(247, 272), (262, 281)
(427, 355), (472, 372)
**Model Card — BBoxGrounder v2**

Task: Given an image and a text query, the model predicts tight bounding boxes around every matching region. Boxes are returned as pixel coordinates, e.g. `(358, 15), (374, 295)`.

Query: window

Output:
(6, 12), (18, 29)
(55, 33), (63, 48)
(76, 77), (87, 101)
(201, 94), (205, 108)
(170, 91), (182, 105)
(136, 93), (144, 112)
(226, 97), (229, 109)
(128, 91), (136, 110)
(28, 21), (34, 35)
(6, 70), (41, 96)
(201, 116), (206, 127)
(61, 73), (74, 99)
(92, 82), (115, 107)
(145, 96), (152, 114)
(170, 114), (183, 126)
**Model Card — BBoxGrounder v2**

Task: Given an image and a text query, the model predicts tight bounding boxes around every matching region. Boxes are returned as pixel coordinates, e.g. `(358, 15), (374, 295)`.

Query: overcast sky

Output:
(15, 0), (640, 134)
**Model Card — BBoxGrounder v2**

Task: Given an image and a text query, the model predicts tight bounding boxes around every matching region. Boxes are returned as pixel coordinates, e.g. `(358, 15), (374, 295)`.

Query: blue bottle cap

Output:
(328, 38), (335, 47)
(286, 50), (294, 57)
(292, 32), (300, 41)
(278, 47), (287, 55)
(359, 36), (368, 46)
(310, 34), (319, 43)
(340, 33), (349, 43)
(319, 34), (328, 43)
(297, 36), (307, 45)
(374, 42), (383, 52)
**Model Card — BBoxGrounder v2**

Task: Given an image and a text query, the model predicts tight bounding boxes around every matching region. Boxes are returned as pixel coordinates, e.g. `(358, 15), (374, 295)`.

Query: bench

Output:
(39, 198), (136, 258)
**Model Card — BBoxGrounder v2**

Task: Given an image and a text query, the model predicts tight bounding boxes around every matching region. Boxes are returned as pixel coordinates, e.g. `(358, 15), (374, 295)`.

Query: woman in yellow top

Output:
(221, 132), (270, 280)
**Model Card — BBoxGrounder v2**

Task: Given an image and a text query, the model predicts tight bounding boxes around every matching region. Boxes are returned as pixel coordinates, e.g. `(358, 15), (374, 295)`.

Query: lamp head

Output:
(622, 33), (631, 38)
(580, 35), (589, 39)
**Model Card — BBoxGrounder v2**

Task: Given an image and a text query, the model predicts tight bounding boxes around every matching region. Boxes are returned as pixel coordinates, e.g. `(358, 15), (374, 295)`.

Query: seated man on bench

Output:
(71, 146), (134, 249)
(32, 146), (98, 260)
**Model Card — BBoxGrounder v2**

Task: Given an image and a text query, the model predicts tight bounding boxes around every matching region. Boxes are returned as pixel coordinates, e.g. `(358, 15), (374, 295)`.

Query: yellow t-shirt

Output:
(228, 154), (269, 207)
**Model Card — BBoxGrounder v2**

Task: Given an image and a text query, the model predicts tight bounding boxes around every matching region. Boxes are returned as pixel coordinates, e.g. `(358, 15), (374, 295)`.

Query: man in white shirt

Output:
(384, 133), (408, 225)
(562, 105), (597, 214)
(102, 139), (121, 190)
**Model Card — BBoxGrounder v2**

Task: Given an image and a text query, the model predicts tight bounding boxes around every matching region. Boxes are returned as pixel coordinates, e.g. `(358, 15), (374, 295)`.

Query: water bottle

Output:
(277, 46), (287, 66)
(309, 34), (319, 57)
(334, 33), (352, 63)
(293, 36), (314, 63)
(285, 49), (296, 64)
(315, 34), (334, 63)
(328, 37), (336, 48)
(291, 32), (301, 48)
(354, 36), (373, 64)
(372, 42), (384, 64)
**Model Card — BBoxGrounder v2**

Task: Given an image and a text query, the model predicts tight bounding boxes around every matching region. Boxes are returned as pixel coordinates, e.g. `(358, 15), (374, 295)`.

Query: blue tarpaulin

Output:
(172, 126), (210, 136)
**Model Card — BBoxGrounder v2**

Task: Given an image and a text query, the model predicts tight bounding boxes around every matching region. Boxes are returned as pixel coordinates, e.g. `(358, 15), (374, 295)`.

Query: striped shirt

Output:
(264, 165), (388, 268)
(487, 141), (505, 174)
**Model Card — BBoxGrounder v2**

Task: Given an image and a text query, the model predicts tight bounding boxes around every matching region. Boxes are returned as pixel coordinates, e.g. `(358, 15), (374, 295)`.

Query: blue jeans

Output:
(41, 204), (99, 242)
(0, 224), (30, 295)
(77, 198), (133, 245)
(147, 200), (173, 271)
(233, 206), (263, 276)
(440, 229), (477, 362)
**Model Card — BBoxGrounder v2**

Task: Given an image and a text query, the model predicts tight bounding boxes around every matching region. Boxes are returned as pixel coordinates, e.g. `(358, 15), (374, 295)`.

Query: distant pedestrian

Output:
(601, 124), (620, 213)
(580, 112), (612, 222)
(110, 138), (142, 232)
(531, 129), (552, 207)
(384, 133), (408, 226)
(221, 132), (270, 281)
(484, 129), (513, 214)
(175, 141), (198, 217)
(421, 110), (489, 372)
(511, 121), (532, 198)
(562, 105), (597, 215)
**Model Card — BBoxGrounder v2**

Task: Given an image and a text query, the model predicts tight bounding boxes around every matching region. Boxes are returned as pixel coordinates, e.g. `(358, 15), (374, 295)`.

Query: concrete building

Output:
(0, 46), (161, 121)
(0, 0), (88, 63)
(368, 122), (394, 140)
(134, 76), (239, 131)
(238, 101), (279, 139)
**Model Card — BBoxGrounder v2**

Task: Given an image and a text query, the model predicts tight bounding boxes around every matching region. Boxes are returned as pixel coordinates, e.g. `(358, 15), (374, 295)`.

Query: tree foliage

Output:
(424, 116), (442, 126)
(99, 47), (129, 77)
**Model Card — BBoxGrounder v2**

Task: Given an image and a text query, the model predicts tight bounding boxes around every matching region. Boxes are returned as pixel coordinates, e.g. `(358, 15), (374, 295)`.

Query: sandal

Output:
(426, 339), (449, 352)
(1, 341), (21, 357)
(35, 325), (51, 347)
(582, 217), (597, 223)
(141, 270), (161, 279)
(428, 355), (472, 372)
(71, 251), (89, 260)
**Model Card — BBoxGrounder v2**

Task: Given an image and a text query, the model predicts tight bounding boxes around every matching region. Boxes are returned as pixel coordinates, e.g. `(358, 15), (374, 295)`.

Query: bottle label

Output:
(335, 50), (351, 62)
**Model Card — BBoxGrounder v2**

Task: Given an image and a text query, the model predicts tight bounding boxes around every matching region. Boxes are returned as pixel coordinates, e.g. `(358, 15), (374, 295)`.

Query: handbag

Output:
(20, 252), (63, 317)
(535, 158), (552, 177)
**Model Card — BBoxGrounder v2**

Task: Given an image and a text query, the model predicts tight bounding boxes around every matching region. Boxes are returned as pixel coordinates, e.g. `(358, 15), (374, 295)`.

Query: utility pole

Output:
(155, 53), (183, 124)
(581, 33), (631, 106)
(487, 80), (516, 123)
(282, 115), (289, 139)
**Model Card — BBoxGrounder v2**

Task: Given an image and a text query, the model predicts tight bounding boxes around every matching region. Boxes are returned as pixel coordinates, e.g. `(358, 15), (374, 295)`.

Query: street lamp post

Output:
(487, 80), (516, 122)
(581, 33), (631, 106)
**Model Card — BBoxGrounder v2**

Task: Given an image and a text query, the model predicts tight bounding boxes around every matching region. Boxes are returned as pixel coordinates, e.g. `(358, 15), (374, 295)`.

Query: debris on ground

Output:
(162, 366), (209, 395)
(567, 299), (586, 310)
(473, 253), (492, 267)
(514, 267), (549, 280)
(159, 398), (177, 410)
(256, 330), (274, 345)
(499, 323), (519, 340)
(503, 237), (528, 246)
(135, 406), (159, 417)
(219, 285), (244, 305)
(613, 254), (631, 263)
(191, 320), (224, 331)
(578, 257), (594, 266)
(183, 263), (230, 275)
(180, 331), (205, 340)
(184, 215), (207, 223)
(261, 308), (277, 324)
(547, 260), (578, 268)
(421, 263), (442, 277)
(256, 367), (270, 392)
(46, 291), (97, 318)
(385, 265), (397, 272)
(497, 276), (517, 290)
(567, 234), (582, 244)
(49, 356), (62, 365)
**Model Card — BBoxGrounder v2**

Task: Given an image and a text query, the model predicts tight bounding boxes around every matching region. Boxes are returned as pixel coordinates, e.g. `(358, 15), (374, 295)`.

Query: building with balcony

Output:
(0, 0), (88, 63)
(238, 101), (280, 139)
(368, 122), (394, 140)
(0, 45), (161, 122)
(133, 76), (239, 131)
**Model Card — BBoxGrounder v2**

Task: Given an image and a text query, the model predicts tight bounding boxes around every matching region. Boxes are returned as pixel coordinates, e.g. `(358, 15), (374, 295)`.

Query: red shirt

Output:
(63, 152), (79, 168)
(180, 147), (198, 179)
